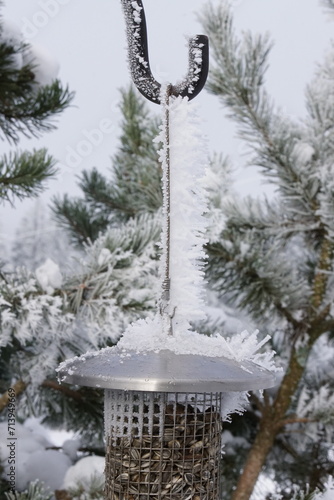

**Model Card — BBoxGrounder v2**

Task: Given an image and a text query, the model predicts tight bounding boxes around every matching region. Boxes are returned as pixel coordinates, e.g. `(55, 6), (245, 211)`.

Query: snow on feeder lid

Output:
(58, 2), (277, 499)
(58, 346), (275, 393)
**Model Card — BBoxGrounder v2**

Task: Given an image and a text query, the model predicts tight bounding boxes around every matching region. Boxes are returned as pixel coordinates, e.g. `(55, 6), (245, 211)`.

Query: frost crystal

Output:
(156, 92), (208, 334)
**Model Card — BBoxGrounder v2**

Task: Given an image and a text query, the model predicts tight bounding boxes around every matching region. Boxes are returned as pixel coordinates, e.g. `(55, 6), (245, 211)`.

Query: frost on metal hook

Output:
(173, 35), (209, 99)
(120, 0), (160, 103)
(120, 0), (209, 104)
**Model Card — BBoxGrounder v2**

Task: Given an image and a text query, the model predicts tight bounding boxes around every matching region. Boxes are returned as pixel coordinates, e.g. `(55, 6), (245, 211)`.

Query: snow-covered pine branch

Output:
(306, 48), (334, 243)
(199, 2), (325, 230)
(64, 212), (161, 344)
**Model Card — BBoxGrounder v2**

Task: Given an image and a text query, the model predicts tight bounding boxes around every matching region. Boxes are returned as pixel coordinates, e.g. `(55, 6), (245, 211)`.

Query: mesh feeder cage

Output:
(58, 348), (276, 500)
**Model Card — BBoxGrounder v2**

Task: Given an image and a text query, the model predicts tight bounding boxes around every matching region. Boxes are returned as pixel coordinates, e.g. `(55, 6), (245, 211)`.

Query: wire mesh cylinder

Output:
(104, 390), (222, 500)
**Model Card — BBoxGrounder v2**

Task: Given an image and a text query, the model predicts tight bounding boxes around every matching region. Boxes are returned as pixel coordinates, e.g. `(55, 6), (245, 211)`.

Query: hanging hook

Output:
(120, 0), (209, 104)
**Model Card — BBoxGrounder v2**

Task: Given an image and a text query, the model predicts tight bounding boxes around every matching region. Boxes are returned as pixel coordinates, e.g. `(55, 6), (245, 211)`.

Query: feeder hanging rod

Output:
(120, 0), (209, 335)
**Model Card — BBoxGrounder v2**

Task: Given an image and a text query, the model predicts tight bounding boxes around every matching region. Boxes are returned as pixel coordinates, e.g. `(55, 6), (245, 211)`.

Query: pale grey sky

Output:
(1, 0), (333, 246)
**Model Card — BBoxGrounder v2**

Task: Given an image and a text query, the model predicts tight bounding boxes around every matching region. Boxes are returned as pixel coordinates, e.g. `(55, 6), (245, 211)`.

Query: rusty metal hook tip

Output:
(120, 0), (209, 104)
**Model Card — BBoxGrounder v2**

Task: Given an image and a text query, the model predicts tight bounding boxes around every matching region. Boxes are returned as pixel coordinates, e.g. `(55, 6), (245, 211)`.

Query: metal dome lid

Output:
(57, 347), (276, 393)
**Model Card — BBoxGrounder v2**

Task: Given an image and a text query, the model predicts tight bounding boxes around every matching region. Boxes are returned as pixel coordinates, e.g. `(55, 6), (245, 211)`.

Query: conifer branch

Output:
(0, 149), (57, 202)
(52, 194), (107, 245)
(311, 238), (333, 311)
(249, 392), (265, 412)
(200, 3), (322, 224)
(206, 240), (307, 324)
(41, 380), (83, 402)
(52, 86), (162, 245)
(279, 416), (316, 428)
(0, 75), (74, 144)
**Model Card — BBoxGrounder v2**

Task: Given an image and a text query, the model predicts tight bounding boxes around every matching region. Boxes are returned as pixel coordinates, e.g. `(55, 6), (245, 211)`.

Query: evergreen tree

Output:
(199, 2), (334, 499)
(0, 15), (73, 204)
(52, 86), (162, 245)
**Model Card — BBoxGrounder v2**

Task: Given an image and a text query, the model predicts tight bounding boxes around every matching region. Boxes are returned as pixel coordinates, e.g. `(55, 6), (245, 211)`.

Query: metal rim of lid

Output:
(58, 348), (276, 393)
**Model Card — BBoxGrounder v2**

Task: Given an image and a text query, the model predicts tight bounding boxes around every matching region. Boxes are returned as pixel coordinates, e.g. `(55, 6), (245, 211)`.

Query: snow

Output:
(22, 417), (54, 448)
(21, 449), (71, 492)
(62, 438), (81, 461)
(35, 258), (62, 294)
(320, 477), (334, 499)
(0, 19), (59, 85)
(0, 418), (101, 495)
(63, 455), (105, 490)
(24, 42), (60, 86)
(0, 19), (23, 70)
(0, 19), (23, 47)
(291, 141), (315, 168)
(0, 421), (51, 463)
(0, 419), (71, 492)
(97, 248), (112, 266)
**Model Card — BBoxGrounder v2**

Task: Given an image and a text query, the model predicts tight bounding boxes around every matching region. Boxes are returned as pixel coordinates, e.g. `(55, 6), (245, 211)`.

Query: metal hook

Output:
(120, 0), (209, 104)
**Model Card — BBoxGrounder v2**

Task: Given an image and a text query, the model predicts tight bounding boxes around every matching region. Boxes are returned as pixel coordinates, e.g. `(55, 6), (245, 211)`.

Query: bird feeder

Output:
(58, 1), (276, 499)
(58, 348), (275, 500)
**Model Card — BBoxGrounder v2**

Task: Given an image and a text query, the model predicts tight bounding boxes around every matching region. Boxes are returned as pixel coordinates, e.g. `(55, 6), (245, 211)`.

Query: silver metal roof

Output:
(58, 348), (276, 393)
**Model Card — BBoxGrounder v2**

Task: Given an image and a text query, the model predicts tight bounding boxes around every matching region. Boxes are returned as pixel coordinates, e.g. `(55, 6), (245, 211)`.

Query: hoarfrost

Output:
(116, 315), (278, 373)
(155, 92), (208, 334)
(297, 384), (334, 421)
